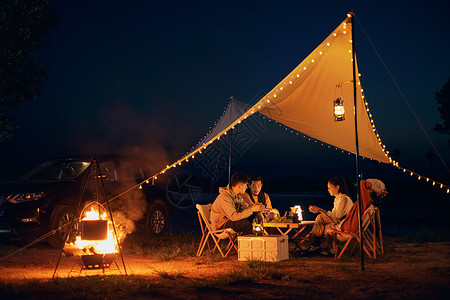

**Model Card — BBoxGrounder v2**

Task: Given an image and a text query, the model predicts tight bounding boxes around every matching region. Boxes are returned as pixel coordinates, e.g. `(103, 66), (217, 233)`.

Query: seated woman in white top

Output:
(306, 176), (353, 252)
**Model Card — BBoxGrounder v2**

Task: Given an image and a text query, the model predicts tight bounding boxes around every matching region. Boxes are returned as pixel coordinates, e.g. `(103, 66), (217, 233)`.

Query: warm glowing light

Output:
(333, 98), (345, 121)
(73, 206), (119, 255)
(292, 205), (303, 221)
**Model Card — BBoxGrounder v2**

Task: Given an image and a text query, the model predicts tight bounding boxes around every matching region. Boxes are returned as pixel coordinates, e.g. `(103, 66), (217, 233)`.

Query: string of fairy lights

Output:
(107, 15), (449, 203)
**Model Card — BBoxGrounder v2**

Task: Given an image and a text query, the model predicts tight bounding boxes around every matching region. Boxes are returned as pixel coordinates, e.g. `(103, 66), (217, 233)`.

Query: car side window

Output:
(99, 161), (117, 181)
(117, 162), (145, 182)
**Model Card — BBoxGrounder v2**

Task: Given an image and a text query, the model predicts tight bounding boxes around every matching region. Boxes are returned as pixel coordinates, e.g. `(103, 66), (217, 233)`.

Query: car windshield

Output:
(22, 160), (91, 180)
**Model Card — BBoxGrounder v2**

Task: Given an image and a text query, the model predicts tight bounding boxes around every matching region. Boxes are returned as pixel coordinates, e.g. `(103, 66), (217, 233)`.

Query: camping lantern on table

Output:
(289, 206), (303, 223)
(333, 98), (345, 121)
(252, 223), (264, 236)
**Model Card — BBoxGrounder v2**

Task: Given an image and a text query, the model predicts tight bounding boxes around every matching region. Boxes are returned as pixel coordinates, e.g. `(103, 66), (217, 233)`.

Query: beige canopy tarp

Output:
(254, 15), (390, 164)
(162, 15), (391, 173)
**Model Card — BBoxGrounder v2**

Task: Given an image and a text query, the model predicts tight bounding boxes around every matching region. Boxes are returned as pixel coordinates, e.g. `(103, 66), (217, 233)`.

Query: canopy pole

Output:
(350, 12), (364, 271)
(228, 130), (232, 184)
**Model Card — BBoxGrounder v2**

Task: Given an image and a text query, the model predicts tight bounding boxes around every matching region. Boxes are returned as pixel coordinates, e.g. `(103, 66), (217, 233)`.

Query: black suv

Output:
(0, 155), (174, 247)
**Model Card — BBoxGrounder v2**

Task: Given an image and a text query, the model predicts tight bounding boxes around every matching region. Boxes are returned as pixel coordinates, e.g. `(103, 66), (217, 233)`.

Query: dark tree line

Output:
(0, 0), (56, 141)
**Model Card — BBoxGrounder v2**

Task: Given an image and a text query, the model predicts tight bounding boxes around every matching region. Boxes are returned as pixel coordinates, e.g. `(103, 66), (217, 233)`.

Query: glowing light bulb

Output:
(327, 43), (330, 46)
(333, 33), (337, 36)
(319, 51), (323, 55)
(139, 185), (142, 190)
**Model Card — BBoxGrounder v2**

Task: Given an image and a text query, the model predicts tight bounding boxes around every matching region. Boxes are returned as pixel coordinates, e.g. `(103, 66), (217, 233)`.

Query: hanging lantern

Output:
(333, 98), (345, 121)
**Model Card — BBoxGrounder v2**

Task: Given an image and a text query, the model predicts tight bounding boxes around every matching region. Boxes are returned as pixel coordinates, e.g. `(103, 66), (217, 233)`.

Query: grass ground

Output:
(0, 232), (449, 299)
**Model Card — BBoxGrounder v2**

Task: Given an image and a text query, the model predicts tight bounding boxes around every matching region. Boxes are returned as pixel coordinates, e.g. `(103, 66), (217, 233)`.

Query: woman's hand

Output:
(309, 205), (326, 214)
(309, 205), (319, 214)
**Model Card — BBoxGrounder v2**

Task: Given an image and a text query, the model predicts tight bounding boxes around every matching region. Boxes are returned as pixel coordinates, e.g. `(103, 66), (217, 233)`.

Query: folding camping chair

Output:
(330, 180), (384, 259)
(196, 204), (238, 257)
(331, 205), (379, 258)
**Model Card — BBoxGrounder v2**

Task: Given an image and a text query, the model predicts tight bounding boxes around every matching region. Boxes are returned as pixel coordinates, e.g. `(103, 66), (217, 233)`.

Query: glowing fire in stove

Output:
(74, 207), (118, 254)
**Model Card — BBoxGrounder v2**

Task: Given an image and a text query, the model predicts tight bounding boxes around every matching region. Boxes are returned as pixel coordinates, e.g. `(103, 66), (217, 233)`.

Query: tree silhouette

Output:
(0, 0), (56, 141)
(435, 78), (450, 145)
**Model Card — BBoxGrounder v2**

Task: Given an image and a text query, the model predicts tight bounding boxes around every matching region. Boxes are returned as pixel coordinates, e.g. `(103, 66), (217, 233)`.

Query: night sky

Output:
(1, 0), (449, 183)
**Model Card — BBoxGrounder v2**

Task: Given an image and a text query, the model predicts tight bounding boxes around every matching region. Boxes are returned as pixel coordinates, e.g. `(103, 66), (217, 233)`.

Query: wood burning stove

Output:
(80, 253), (116, 270)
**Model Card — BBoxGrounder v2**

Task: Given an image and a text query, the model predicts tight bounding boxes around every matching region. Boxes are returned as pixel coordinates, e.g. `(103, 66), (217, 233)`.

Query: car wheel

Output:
(47, 206), (77, 248)
(145, 202), (167, 236)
